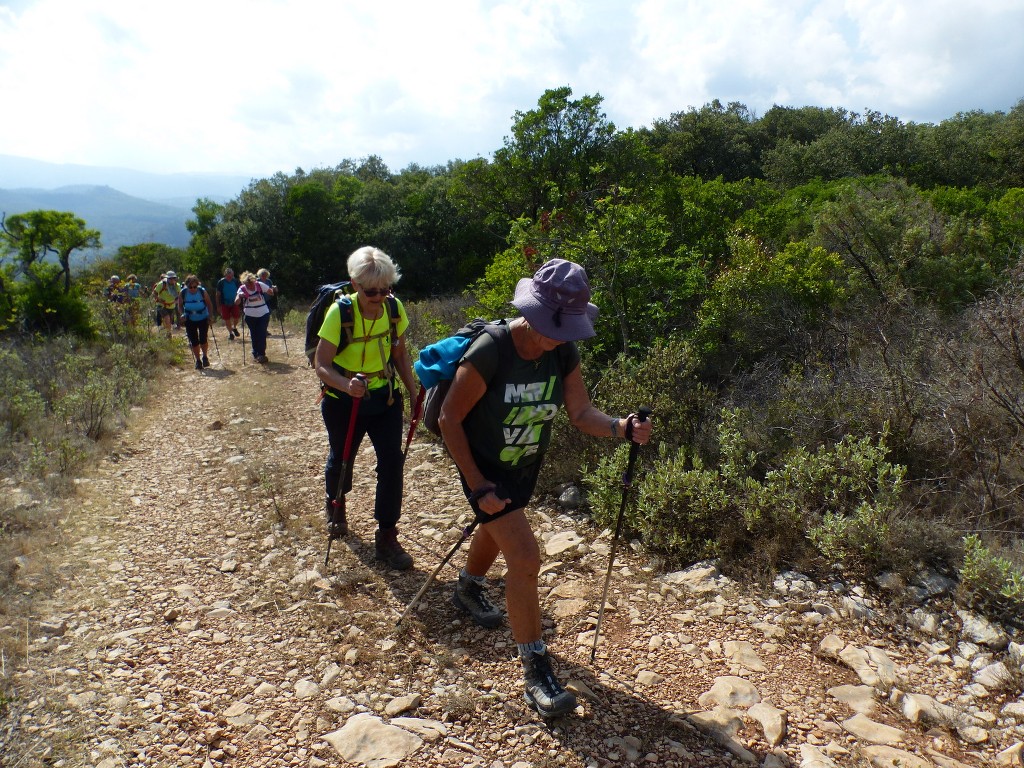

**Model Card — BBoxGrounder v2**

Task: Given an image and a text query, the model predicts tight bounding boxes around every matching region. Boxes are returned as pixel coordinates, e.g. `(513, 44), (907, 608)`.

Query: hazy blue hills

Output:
(0, 154), (256, 259)
(0, 153), (253, 204)
(0, 185), (192, 255)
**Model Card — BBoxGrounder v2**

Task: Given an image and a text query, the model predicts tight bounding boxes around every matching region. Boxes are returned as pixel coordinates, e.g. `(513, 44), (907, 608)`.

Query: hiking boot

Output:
(452, 574), (502, 628)
(194, 358), (203, 370)
(521, 650), (577, 717)
(202, 355), (210, 367)
(232, 328), (240, 338)
(325, 498), (347, 539)
(374, 527), (413, 570)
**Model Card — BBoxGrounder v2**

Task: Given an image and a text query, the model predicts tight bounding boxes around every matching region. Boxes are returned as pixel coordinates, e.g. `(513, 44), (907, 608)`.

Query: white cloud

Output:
(0, 0), (1020, 176)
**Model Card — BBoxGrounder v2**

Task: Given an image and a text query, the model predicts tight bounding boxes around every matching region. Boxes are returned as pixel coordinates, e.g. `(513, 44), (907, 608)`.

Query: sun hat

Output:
(165, 270), (177, 279)
(109, 275), (120, 282)
(512, 259), (598, 342)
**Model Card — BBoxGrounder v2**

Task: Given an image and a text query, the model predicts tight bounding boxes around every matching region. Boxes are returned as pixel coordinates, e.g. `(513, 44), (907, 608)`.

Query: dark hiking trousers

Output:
(244, 312), (271, 358)
(321, 384), (404, 529)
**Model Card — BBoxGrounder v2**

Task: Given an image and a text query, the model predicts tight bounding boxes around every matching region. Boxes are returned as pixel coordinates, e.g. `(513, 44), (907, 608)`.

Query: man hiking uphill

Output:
(216, 267), (242, 339)
(312, 246), (419, 570)
(438, 259), (652, 718)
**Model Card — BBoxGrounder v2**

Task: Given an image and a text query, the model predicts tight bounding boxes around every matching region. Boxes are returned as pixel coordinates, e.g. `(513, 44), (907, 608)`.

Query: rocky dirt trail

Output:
(6, 327), (1024, 768)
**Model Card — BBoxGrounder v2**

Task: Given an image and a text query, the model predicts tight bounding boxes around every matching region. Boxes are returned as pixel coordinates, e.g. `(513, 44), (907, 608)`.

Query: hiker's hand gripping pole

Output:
(325, 374), (366, 567)
(590, 406), (652, 663)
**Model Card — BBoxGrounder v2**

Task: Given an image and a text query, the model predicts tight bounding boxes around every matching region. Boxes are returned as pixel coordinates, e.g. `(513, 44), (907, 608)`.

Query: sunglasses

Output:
(361, 286), (392, 298)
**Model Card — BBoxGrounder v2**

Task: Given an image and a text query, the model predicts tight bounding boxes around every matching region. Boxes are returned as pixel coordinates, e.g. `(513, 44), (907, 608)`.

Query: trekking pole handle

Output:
(341, 375), (365, 463)
(621, 407), (652, 489)
(348, 372), (368, 398)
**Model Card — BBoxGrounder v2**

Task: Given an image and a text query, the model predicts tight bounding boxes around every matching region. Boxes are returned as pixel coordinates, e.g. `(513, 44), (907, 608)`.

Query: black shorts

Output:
(459, 451), (543, 525)
(184, 318), (209, 347)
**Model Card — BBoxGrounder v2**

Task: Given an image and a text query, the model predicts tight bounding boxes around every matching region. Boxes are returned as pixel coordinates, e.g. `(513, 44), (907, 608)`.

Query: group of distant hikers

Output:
(103, 266), (279, 368)
(103, 246), (654, 718)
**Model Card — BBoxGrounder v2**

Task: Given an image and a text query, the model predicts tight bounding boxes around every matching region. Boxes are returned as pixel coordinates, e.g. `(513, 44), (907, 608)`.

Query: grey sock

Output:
(517, 639), (546, 658)
(460, 568), (486, 585)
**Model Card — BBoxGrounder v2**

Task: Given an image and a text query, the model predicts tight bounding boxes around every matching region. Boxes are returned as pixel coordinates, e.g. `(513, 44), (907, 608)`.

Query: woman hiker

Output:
(152, 271), (179, 339)
(313, 246), (419, 569)
(177, 274), (215, 370)
(235, 271), (276, 363)
(438, 258), (652, 718)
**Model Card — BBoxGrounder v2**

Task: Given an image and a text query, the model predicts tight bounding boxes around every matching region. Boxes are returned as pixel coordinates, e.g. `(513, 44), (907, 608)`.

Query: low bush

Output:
(14, 266), (95, 337)
(585, 409), (913, 578)
(958, 534), (1024, 627)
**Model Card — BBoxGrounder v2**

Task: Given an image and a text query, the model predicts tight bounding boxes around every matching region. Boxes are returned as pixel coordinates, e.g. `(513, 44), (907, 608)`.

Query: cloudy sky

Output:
(1, 0), (1021, 178)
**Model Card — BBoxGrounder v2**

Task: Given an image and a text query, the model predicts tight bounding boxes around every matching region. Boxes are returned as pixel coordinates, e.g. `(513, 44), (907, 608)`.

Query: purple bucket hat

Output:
(512, 259), (599, 342)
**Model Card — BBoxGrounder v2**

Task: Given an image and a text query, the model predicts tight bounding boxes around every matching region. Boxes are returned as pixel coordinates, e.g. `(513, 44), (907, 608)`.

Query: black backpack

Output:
(304, 281), (400, 365)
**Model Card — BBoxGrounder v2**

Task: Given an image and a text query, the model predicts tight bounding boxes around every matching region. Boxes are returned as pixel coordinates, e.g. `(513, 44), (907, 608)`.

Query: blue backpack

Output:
(414, 319), (514, 436)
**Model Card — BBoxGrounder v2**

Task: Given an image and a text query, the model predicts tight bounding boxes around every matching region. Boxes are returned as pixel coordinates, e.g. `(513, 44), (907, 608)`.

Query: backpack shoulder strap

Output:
(336, 295), (355, 348)
(475, 321), (515, 387)
(385, 295), (400, 327)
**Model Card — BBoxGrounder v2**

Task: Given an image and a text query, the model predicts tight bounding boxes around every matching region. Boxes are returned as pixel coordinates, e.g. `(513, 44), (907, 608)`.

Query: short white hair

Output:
(347, 246), (400, 287)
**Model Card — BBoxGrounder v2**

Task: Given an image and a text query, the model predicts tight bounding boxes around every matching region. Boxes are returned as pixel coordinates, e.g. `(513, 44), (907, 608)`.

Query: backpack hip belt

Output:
(336, 367), (390, 381)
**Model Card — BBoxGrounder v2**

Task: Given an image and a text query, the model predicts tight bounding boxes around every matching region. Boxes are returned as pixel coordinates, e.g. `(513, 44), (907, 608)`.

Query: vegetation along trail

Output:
(4, 327), (1022, 768)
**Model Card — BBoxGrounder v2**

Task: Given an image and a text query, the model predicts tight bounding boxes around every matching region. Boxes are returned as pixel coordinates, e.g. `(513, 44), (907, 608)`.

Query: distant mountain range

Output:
(0, 154), (256, 259)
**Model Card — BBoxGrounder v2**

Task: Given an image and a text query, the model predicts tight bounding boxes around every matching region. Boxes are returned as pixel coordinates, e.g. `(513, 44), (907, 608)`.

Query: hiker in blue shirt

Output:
(177, 274), (214, 370)
(216, 267), (242, 339)
(257, 268), (278, 314)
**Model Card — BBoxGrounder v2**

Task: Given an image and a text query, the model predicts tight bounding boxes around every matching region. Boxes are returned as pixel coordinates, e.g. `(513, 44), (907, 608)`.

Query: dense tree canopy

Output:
(5, 86), (1024, 625)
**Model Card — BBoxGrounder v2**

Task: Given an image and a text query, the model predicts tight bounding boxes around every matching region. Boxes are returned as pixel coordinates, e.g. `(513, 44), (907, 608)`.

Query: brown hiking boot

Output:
(374, 527), (413, 570)
(326, 498), (347, 539)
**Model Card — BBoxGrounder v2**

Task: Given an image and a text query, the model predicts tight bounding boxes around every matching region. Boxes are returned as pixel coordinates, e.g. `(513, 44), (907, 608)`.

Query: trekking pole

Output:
(403, 385), (426, 461)
(277, 309), (289, 357)
(590, 407), (652, 663)
(396, 519), (478, 628)
(240, 318), (247, 366)
(209, 320), (222, 363)
(325, 375), (366, 567)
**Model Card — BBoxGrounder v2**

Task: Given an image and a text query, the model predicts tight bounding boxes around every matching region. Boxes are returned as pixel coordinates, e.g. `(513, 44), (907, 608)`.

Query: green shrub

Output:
(14, 266), (95, 337)
(0, 350), (45, 438)
(540, 335), (712, 489)
(585, 409), (910, 577)
(959, 534), (1024, 622)
(586, 442), (727, 566)
(404, 294), (476, 353)
(53, 352), (143, 440)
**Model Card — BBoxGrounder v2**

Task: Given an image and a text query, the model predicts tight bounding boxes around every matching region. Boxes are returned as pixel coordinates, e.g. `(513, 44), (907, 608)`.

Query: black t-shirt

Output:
(461, 328), (579, 469)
